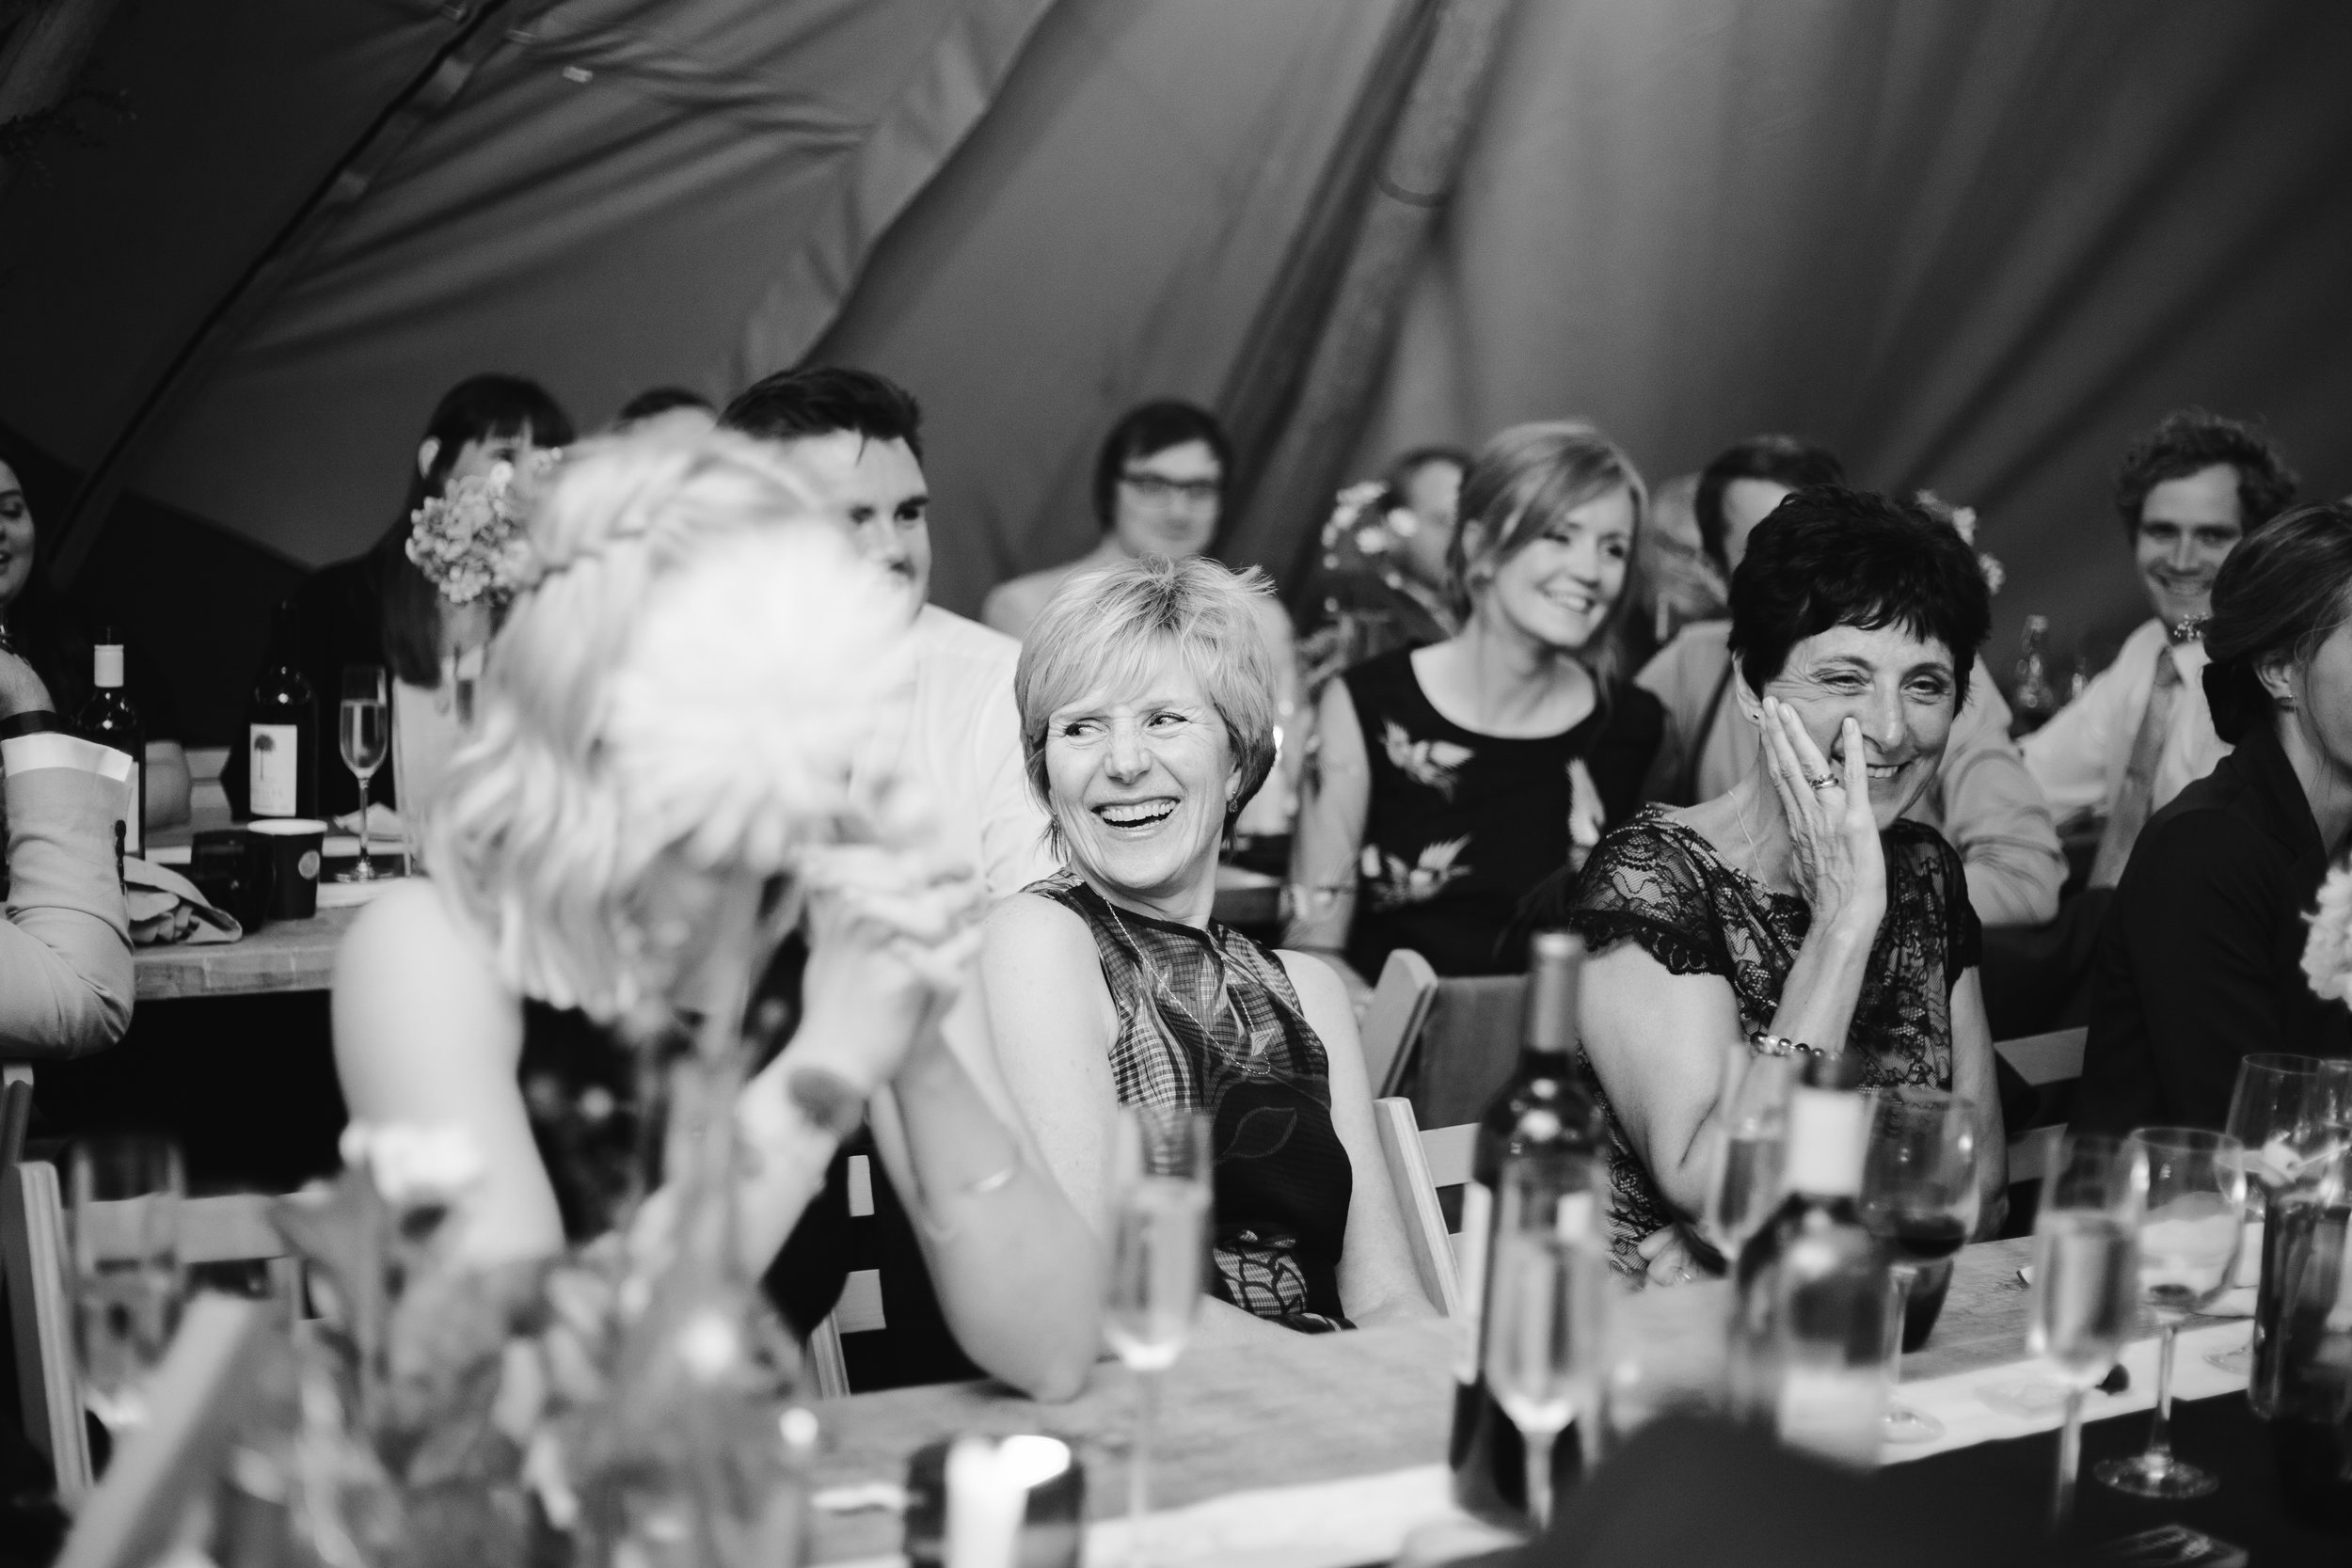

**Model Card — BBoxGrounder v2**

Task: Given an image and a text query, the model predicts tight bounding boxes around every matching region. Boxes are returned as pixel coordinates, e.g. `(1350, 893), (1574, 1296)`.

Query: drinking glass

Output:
(337, 663), (390, 882)
(1105, 1106), (1212, 1567)
(2093, 1127), (2247, 1499)
(1483, 1156), (1608, 1531)
(2215, 1056), (2352, 1379)
(69, 1136), (186, 1433)
(1856, 1087), (1978, 1443)
(2026, 1133), (2148, 1528)
(1698, 1046), (1793, 1266)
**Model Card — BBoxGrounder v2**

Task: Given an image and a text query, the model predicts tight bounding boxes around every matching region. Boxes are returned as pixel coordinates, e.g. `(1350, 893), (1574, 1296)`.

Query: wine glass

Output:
(1858, 1087), (1979, 1443)
(1105, 1105), (1212, 1567)
(2093, 1127), (2247, 1499)
(337, 664), (391, 882)
(1482, 1154), (1608, 1532)
(69, 1135), (186, 1433)
(2026, 1133), (2148, 1527)
(2212, 1055), (2352, 1378)
(1698, 1046), (1794, 1266)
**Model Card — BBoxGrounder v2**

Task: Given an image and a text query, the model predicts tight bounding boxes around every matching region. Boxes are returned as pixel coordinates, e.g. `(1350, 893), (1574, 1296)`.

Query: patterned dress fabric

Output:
(1341, 647), (1661, 977)
(1036, 872), (1356, 1332)
(1550, 808), (1982, 1278)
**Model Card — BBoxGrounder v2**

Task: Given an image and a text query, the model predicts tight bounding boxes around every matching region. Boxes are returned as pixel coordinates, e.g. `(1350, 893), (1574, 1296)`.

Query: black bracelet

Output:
(0, 709), (61, 740)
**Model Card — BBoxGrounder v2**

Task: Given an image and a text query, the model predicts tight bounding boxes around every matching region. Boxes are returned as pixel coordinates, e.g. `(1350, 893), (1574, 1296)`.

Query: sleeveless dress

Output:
(515, 936), (978, 1383)
(1538, 809), (1982, 1279)
(1341, 647), (1661, 977)
(1037, 873), (1356, 1332)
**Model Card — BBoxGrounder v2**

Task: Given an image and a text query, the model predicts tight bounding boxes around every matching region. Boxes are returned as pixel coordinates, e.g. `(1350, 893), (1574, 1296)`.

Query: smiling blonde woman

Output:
(981, 554), (1433, 1344)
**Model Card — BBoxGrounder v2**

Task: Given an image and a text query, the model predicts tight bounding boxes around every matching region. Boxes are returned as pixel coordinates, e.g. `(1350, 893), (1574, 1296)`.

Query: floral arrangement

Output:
(2302, 863), (2352, 1007)
(405, 451), (562, 608)
(1915, 489), (2005, 596)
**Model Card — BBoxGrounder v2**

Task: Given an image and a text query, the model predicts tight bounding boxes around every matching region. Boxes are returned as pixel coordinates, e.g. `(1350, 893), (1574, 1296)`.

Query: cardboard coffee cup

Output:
(247, 818), (327, 920)
(190, 829), (274, 931)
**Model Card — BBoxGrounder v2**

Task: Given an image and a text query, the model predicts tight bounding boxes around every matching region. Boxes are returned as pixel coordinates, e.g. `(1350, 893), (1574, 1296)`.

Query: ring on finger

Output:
(1804, 772), (1836, 790)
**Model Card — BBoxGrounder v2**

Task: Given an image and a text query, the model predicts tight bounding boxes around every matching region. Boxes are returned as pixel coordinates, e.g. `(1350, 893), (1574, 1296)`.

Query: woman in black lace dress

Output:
(1521, 487), (2007, 1283)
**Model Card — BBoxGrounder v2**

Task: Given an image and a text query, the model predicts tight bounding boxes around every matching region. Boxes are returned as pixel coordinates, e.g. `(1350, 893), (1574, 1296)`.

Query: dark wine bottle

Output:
(246, 601), (316, 819)
(1729, 1053), (1888, 1467)
(75, 629), (144, 857)
(1449, 930), (1604, 1527)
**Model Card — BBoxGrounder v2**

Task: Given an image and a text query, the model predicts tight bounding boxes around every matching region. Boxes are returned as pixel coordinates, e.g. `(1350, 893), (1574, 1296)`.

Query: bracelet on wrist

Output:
(1749, 1031), (1825, 1060)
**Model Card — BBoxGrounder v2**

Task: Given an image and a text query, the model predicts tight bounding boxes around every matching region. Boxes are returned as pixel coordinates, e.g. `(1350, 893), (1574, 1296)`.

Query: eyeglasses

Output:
(1120, 471), (1220, 506)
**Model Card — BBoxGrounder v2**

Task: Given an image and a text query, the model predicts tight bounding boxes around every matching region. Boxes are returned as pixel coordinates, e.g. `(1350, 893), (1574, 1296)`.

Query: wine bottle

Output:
(246, 601), (316, 818)
(2012, 614), (2058, 734)
(76, 629), (144, 856)
(1449, 930), (1605, 1526)
(1729, 1053), (1890, 1467)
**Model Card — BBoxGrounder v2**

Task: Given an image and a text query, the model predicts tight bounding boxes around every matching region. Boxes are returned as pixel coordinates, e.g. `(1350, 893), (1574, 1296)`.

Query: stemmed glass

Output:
(1104, 1106), (1212, 1567)
(1858, 1087), (1979, 1443)
(2026, 1133), (2148, 1527)
(2093, 1127), (2247, 1499)
(337, 664), (391, 881)
(2213, 1055), (2352, 1378)
(69, 1135), (186, 1433)
(1482, 1154), (1608, 1532)
(1698, 1046), (1794, 1267)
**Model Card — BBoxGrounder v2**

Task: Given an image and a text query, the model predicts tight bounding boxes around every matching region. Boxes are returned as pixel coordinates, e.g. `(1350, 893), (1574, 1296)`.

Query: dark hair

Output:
(614, 386), (713, 424)
(1728, 485), (1990, 709)
(2113, 409), (2297, 537)
(1382, 444), (1471, 496)
(719, 365), (924, 461)
(382, 373), (575, 687)
(1091, 400), (1232, 534)
(1694, 435), (1845, 571)
(2201, 502), (2352, 744)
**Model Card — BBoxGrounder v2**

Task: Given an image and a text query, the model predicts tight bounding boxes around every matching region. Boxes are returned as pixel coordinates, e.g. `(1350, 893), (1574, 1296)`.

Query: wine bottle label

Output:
(250, 723), (299, 816)
(1454, 1180), (1494, 1384)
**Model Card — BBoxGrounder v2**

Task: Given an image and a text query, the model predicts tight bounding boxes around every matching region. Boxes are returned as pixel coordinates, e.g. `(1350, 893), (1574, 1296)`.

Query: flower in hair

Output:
(407, 450), (563, 607)
(1916, 488), (2004, 595)
(2302, 861), (2352, 1006)
(603, 525), (914, 880)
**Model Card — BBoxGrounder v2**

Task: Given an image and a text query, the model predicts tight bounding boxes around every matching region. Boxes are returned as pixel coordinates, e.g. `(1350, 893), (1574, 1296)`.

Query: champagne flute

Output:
(2214, 1055), (2352, 1379)
(1105, 1106), (1212, 1568)
(337, 663), (391, 882)
(1859, 1087), (1979, 1443)
(1482, 1154), (1608, 1532)
(2026, 1133), (2147, 1528)
(1698, 1046), (1794, 1265)
(2093, 1127), (2247, 1499)
(69, 1135), (186, 1433)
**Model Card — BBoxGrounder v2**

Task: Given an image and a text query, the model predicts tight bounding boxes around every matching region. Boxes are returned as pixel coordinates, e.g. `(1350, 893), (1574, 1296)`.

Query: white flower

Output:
(339, 1122), (485, 1206)
(2302, 862), (2352, 1006)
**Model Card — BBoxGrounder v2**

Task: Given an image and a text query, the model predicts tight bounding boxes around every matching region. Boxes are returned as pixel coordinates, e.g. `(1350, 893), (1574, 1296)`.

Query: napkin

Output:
(123, 857), (241, 946)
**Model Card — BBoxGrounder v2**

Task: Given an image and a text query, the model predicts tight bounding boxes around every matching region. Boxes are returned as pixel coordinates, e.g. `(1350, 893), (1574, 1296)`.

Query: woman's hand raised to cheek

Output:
(1757, 699), (1886, 932)
(791, 844), (986, 1107)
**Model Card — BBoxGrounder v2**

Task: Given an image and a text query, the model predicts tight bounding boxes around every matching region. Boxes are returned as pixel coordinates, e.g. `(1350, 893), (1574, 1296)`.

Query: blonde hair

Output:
(1014, 555), (1280, 846)
(427, 425), (905, 1037)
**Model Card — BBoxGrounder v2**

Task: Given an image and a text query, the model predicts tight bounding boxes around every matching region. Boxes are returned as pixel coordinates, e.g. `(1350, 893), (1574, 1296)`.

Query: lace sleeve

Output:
(1889, 822), (1982, 982)
(1557, 816), (1726, 979)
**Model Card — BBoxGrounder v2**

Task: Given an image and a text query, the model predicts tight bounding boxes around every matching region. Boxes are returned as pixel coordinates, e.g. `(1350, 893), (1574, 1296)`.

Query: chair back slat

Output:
(0, 1063), (32, 1177)
(1408, 975), (1527, 1132)
(1372, 1098), (1467, 1318)
(3, 1159), (94, 1504)
(1359, 950), (1439, 1098)
(1994, 1027), (2087, 1088)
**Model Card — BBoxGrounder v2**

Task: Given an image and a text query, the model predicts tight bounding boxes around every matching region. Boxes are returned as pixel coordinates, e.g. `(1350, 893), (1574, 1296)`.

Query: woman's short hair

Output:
(1090, 401), (1232, 534)
(1728, 486), (1990, 708)
(427, 425), (903, 1037)
(1446, 420), (1647, 678)
(2201, 502), (2352, 744)
(1014, 555), (1280, 842)
(2113, 409), (2297, 537)
(1693, 435), (1845, 573)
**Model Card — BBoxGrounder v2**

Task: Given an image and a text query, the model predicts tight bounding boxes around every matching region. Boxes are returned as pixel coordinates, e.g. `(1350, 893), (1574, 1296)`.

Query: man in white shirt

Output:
(2022, 409), (2299, 887)
(720, 368), (1057, 900)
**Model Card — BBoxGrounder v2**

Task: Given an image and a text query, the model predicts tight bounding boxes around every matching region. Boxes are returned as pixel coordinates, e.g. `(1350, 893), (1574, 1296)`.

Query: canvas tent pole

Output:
(46, 0), (534, 587)
(1216, 0), (1517, 594)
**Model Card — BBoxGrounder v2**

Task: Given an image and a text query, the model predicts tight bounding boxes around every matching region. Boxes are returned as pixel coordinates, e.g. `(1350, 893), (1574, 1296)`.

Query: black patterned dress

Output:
(1539, 808), (1982, 1279)
(1341, 647), (1661, 977)
(1037, 873), (1355, 1332)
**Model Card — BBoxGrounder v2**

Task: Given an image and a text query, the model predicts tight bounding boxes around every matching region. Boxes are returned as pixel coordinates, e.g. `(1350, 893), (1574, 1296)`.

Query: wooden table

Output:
(803, 1236), (2149, 1564)
(133, 908), (359, 1001)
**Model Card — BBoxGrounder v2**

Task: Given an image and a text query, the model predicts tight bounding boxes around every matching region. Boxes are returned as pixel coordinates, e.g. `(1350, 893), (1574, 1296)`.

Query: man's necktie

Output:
(2089, 649), (2182, 889)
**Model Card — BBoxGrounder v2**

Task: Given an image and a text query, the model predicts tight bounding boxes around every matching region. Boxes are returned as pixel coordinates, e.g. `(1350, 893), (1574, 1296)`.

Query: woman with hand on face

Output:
(1526, 487), (2007, 1283)
(335, 427), (1101, 1399)
(1287, 422), (1663, 984)
(983, 556), (1433, 1344)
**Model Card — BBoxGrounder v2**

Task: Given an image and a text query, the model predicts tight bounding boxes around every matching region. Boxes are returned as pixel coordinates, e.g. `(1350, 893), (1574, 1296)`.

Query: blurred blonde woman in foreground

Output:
(333, 426), (1101, 1399)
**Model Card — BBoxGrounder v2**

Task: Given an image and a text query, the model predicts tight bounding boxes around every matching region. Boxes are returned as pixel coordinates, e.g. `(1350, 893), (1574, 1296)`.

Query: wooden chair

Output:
(1, 1063), (31, 1176)
(1403, 974), (1528, 1132)
(1371, 1096), (1471, 1317)
(1994, 1026), (2086, 1187)
(803, 1149), (882, 1400)
(1358, 948), (1438, 1098)
(5, 1165), (301, 1507)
